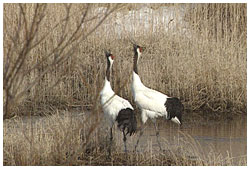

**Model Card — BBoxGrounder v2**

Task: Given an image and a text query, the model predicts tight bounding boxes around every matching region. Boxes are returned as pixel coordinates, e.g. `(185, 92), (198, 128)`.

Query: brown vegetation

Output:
(3, 111), (247, 166)
(3, 3), (247, 166)
(3, 3), (246, 120)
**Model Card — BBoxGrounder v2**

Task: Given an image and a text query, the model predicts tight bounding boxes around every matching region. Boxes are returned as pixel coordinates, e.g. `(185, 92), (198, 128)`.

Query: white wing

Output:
(134, 86), (168, 116)
(101, 94), (133, 122)
(113, 95), (134, 110)
(143, 87), (169, 101)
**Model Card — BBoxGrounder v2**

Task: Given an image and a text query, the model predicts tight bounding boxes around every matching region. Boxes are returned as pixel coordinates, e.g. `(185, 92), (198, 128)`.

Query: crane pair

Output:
(100, 43), (183, 156)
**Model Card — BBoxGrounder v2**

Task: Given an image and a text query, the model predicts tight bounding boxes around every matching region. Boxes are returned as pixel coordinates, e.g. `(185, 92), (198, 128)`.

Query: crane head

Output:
(133, 44), (144, 55)
(105, 50), (115, 60)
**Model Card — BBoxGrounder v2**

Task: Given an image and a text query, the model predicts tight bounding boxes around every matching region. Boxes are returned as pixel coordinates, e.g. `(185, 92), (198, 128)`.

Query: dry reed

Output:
(3, 3), (247, 166)
(3, 4), (246, 119)
(3, 111), (247, 166)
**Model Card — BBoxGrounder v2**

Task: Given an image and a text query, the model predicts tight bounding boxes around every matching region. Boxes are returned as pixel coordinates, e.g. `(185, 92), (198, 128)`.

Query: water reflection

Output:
(115, 117), (247, 164)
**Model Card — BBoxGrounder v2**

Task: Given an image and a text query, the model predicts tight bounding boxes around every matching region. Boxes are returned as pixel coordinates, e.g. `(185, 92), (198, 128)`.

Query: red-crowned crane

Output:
(131, 44), (183, 151)
(100, 51), (137, 156)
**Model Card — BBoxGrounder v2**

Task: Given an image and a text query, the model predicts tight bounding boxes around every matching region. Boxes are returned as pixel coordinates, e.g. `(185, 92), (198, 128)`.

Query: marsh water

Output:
(113, 116), (247, 164)
(4, 111), (247, 165)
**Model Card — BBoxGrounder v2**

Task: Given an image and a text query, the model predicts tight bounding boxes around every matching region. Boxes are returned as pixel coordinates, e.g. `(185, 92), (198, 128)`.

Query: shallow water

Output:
(182, 118), (246, 159)
(114, 116), (247, 164)
(4, 111), (247, 165)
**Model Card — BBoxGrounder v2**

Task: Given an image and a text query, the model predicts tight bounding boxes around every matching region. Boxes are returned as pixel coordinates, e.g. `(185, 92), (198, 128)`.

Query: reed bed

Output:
(3, 3), (247, 166)
(3, 3), (246, 120)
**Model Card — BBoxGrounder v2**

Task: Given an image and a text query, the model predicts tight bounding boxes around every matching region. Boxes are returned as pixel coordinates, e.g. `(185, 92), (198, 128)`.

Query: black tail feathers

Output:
(116, 108), (137, 136)
(165, 97), (183, 123)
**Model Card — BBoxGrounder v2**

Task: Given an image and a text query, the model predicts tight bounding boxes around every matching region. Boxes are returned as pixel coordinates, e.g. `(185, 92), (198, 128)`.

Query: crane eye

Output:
(111, 55), (115, 59)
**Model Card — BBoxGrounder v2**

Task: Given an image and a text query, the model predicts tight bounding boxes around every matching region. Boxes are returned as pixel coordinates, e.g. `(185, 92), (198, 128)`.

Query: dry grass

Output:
(3, 111), (247, 166)
(3, 3), (247, 166)
(3, 3), (246, 120)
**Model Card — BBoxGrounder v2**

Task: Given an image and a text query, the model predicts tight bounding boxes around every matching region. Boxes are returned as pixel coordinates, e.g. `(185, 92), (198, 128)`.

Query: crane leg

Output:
(108, 127), (113, 158)
(134, 125), (146, 152)
(122, 130), (127, 153)
(153, 122), (162, 151)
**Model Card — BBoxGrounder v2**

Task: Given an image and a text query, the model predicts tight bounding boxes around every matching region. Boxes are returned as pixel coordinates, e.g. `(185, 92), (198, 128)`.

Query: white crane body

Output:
(131, 44), (183, 151)
(100, 51), (137, 154)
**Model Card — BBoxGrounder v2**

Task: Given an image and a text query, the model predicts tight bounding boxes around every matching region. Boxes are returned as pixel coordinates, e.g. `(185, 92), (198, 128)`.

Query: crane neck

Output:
(101, 57), (115, 96)
(132, 51), (144, 89)
(106, 57), (113, 82)
(133, 52), (140, 75)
